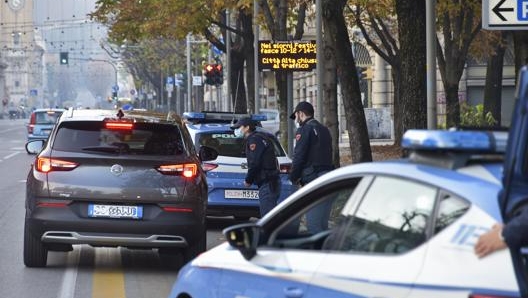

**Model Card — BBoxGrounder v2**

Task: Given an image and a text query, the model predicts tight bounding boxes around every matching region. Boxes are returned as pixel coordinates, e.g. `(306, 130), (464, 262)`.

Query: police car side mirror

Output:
(199, 145), (218, 161)
(223, 223), (260, 260)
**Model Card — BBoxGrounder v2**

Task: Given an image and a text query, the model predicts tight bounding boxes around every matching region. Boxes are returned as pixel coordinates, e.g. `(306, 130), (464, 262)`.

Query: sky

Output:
(33, 0), (109, 59)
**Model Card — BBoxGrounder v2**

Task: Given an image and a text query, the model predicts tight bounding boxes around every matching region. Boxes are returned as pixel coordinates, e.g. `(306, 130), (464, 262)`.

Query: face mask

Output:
(295, 121), (301, 129)
(234, 127), (244, 138)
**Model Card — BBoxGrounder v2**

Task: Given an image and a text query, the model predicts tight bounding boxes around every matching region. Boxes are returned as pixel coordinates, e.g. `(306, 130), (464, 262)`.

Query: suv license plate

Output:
(225, 190), (259, 199)
(88, 204), (143, 219)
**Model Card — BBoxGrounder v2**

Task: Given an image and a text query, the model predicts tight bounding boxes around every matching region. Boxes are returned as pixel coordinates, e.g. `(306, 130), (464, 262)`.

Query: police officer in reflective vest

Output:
(289, 101), (334, 233)
(232, 117), (281, 217)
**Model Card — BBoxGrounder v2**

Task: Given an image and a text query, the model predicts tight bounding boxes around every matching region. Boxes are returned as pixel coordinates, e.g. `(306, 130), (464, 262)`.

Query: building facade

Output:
(1, 0), (44, 112)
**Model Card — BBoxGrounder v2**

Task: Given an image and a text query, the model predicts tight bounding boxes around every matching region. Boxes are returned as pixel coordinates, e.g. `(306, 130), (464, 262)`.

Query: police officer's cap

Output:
(290, 101), (314, 119)
(231, 117), (254, 129)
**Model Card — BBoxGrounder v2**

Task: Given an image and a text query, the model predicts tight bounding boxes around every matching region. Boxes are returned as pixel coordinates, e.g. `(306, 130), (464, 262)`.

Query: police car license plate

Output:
(225, 190), (259, 199)
(88, 204), (143, 219)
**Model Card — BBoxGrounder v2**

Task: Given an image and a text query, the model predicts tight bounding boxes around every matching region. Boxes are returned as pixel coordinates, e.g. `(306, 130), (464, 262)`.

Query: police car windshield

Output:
(197, 132), (286, 158)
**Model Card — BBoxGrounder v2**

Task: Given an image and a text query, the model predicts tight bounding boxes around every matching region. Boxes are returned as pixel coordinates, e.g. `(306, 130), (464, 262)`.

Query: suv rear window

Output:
(196, 131), (286, 158)
(52, 121), (185, 156)
(35, 111), (62, 124)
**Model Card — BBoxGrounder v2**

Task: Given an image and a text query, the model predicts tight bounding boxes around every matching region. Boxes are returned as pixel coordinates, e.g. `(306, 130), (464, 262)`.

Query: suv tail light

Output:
(280, 163), (291, 174)
(28, 112), (36, 134)
(36, 157), (79, 173)
(157, 163), (198, 178)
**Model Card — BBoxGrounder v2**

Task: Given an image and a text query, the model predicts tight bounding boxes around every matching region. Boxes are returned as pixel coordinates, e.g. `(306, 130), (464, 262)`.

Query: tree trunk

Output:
(322, 23), (340, 167)
(395, 0), (427, 141)
(230, 48), (248, 113)
(276, 71), (289, 148)
(240, 10), (256, 113)
(483, 32), (507, 126)
(391, 68), (402, 141)
(323, 0), (371, 163)
(444, 83), (460, 127)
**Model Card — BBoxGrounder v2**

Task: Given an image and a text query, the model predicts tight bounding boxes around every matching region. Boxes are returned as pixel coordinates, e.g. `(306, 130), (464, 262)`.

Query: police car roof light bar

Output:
(402, 130), (507, 153)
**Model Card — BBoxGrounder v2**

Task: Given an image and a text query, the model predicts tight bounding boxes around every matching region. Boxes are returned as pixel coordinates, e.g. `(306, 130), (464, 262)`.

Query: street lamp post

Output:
(186, 34), (209, 112)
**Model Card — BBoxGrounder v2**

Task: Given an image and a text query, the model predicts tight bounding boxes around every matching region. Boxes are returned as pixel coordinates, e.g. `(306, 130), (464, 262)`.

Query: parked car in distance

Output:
(26, 108), (65, 141)
(24, 108), (216, 267)
(259, 108), (280, 137)
(183, 111), (296, 220)
(168, 129), (520, 298)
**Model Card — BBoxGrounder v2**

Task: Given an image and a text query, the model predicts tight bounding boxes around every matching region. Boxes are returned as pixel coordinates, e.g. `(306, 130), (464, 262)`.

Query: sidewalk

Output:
(338, 133), (394, 148)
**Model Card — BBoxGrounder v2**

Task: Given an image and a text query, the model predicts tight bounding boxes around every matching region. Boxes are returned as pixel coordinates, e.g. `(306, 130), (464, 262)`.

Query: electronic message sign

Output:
(258, 40), (317, 71)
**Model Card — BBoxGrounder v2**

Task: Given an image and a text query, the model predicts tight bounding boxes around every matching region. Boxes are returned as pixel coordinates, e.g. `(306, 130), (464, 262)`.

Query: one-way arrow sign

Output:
(483, 0), (528, 30)
(493, 0), (514, 21)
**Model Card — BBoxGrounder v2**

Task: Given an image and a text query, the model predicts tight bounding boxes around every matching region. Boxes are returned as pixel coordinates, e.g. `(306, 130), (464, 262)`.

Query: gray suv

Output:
(24, 108), (216, 267)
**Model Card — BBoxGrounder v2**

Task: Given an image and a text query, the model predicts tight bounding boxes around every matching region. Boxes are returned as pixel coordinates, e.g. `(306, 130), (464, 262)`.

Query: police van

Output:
(183, 111), (297, 220)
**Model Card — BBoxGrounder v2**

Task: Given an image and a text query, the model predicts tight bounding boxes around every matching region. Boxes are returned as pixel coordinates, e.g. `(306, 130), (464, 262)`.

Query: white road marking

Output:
(4, 151), (20, 159)
(57, 247), (80, 298)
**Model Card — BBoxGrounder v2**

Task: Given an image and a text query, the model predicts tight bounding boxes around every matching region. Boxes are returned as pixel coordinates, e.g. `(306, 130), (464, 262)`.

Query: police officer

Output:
(289, 101), (334, 233)
(231, 117), (281, 217)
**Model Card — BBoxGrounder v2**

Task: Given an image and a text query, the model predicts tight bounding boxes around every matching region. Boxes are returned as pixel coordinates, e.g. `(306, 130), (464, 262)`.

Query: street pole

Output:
(226, 10), (231, 111)
(315, 0), (323, 121)
(254, 0), (260, 113)
(186, 34), (192, 112)
(426, 0), (437, 129)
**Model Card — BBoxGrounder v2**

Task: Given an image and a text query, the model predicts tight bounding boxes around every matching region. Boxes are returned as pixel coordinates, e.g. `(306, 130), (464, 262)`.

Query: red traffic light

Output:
(204, 64), (214, 73)
(215, 64), (222, 71)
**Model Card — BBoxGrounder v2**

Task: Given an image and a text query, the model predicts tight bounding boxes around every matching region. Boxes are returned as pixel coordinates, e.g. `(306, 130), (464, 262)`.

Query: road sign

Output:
(483, 0), (528, 29)
(192, 76), (202, 86)
(166, 76), (174, 85)
(112, 85), (119, 92)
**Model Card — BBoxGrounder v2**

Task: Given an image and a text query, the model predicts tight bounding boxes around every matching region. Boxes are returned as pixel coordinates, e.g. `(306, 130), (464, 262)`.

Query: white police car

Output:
(168, 126), (522, 297)
(183, 112), (297, 220)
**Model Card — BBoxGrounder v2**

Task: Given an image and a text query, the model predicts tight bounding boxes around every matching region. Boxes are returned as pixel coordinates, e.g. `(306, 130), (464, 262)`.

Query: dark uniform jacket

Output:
(289, 117), (333, 184)
(245, 131), (279, 187)
(503, 205), (528, 250)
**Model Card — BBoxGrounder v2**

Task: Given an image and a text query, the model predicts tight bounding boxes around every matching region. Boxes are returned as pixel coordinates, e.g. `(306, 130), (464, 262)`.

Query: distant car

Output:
(183, 111), (296, 220)
(24, 108), (216, 267)
(168, 129), (521, 297)
(26, 108), (65, 141)
(8, 107), (20, 119)
(259, 108), (280, 137)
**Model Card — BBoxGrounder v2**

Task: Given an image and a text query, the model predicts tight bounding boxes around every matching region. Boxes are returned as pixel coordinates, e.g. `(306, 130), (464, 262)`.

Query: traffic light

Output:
(112, 91), (118, 102)
(357, 66), (367, 81)
(60, 52), (69, 65)
(204, 63), (224, 86)
(204, 64), (215, 85)
(214, 64), (223, 85)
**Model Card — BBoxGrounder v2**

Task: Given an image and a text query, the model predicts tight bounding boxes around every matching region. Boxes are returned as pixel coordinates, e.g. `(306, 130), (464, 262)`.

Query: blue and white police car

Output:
(183, 112), (297, 220)
(168, 126), (522, 297)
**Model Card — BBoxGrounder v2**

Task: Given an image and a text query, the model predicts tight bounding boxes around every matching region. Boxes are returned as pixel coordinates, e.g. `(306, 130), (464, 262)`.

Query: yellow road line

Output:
(92, 248), (126, 298)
